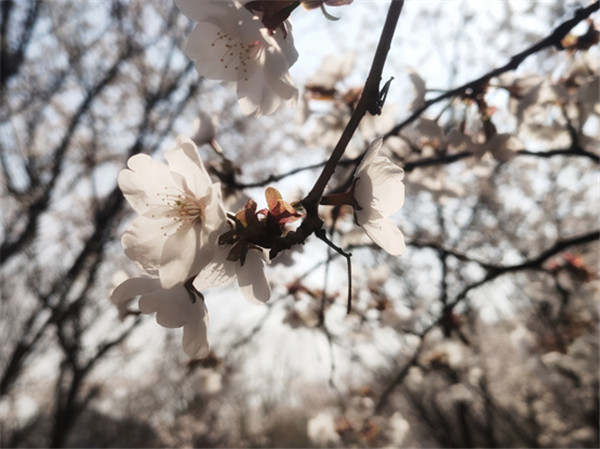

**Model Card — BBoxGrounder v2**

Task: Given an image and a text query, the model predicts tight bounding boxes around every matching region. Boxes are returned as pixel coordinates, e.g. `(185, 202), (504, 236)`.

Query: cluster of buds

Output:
(219, 187), (303, 259)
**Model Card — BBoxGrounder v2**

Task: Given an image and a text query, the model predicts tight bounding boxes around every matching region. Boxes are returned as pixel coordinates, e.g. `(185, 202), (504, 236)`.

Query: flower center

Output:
(151, 188), (206, 236)
(211, 31), (260, 81)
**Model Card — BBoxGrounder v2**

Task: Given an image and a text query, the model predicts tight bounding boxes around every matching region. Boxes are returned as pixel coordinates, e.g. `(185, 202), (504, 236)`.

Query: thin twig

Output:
(316, 228), (353, 314)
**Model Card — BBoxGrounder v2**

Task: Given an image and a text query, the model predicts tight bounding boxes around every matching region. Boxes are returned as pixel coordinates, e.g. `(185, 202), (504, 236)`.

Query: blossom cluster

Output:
(112, 136), (272, 358)
(111, 0), (407, 359)
(112, 134), (405, 357)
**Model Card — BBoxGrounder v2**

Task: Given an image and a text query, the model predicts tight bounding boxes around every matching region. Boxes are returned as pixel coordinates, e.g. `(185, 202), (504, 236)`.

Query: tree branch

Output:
(269, 0), (405, 258)
(385, 1), (600, 137)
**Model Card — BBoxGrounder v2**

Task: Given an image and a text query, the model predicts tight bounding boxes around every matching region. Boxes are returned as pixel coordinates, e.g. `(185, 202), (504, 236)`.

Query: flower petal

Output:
(237, 67), (280, 117)
(354, 138), (405, 218)
(203, 185), (228, 234)
(139, 285), (198, 328)
(184, 20), (259, 82)
(118, 154), (177, 215)
(357, 137), (384, 173)
(362, 217), (406, 256)
(192, 246), (236, 291)
(164, 135), (211, 194)
(182, 299), (210, 359)
(175, 0), (234, 22)
(272, 22), (299, 66)
(122, 215), (172, 271)
(366, 158), (405, 216)
(111, 276), (161, 305)
(236, 250), (270, 304)
(158, 228), (201, 288)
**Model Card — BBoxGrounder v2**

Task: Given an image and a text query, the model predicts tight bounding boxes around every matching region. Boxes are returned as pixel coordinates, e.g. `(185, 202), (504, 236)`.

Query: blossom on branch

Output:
(111, 275), (210, 359)
(320, 138), (405, 255)
(175, 0), (298, 117)
(353, 138), (406, 255)
(118, 135), (227, 289)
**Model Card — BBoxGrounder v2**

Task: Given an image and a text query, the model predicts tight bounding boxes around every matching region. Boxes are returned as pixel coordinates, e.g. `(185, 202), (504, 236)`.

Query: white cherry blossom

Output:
(118, 135), (227, 289)
(111, 275), (210, 359)
(353, 138), (406, 255)
(176, 0), (298, 117)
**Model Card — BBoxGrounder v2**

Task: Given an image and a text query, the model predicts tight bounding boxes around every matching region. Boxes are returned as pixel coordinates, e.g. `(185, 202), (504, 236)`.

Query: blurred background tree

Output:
(1, 0), (598, 447)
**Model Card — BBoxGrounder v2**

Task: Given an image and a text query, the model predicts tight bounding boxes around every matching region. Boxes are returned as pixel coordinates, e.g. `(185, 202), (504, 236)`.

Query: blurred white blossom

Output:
(388, 412), (410, 446)
(307, 412), (342, 447)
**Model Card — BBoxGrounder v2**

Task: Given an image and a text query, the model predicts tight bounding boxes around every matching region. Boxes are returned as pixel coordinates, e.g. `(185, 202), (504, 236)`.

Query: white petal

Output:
(192, 246), (236, 291)
(237, 68), (297, 116)
(118, 154), (176, 214)
(357, 138), (384, 173)
(237, 67), (279, 117)
(236, 250), (270, 304)
(354, 138), (404, 218)
(203, 184), (228, 234)
(271, 21), (299, 66)
(158, 228), (200, 288)
(355, 205), (383, 227)
(265, 66), (298, 103)
(111, 276), (161, 305)
(164, 135), (211, 193)
(182, 299), (210, 359)
(139, 285), (198, 329)
(366, 158), (405, 216)
(122, 215), (172, 269)
(175, 0), (234, 22)
(236, 29), (297, 116)
(362, 217), (406, 256)
(408, 70), (426, 112)
(185, 22), (258, 82)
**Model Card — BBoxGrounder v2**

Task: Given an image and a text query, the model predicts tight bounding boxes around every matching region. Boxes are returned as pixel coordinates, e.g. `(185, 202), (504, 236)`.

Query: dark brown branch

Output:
(0, 0), (42, 94)
(517, 148), (599, 164)
(268, 0), (406, 259)
(304, 0), (405, 206)
(228, 141), (598, 192)
(448, 230), (599, 310)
